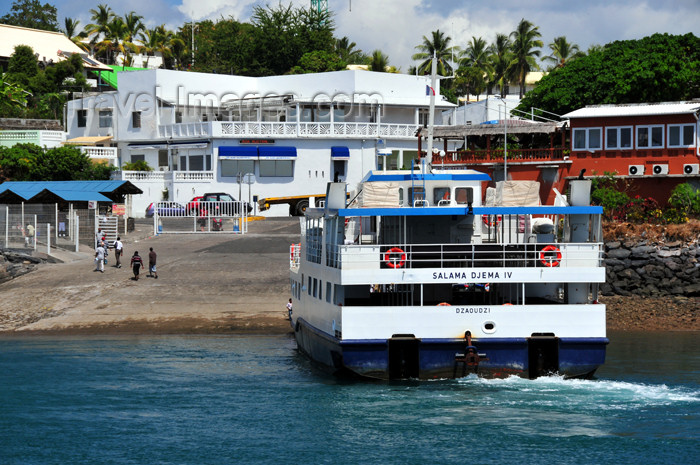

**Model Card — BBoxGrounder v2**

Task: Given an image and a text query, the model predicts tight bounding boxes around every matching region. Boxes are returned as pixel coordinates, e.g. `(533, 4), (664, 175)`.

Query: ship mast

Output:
(425, 53), (437, 173)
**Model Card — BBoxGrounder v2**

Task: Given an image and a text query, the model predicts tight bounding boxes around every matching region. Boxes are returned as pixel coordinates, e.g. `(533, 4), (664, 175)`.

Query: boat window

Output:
(326, 282), (332, 303)
(408, 187), (425, 205)
(313, 278), (318, 298)
(308, 276), (312, 296)
(434, 187), (450, 205)
(318, 280), (322, 300)
(455, 187), (474, 205)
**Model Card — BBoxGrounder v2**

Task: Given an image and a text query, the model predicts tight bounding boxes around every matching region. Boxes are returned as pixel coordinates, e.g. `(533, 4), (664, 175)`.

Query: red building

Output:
(562, 101), (699, 202)
(419, 101), (700, 205)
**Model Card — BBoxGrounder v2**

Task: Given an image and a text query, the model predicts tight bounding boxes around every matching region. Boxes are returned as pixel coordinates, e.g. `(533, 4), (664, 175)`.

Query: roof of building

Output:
(92, 65), (149, 89)
(562, 101), (700, 119)
(63, 135), (113, 145)
(0, 180), (142, 203)
(0, 24), (110, 71)
(417, 120), (565, 139)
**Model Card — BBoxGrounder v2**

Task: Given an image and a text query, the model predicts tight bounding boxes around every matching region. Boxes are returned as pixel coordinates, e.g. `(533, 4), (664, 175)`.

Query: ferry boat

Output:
(289, 166), (607, 380)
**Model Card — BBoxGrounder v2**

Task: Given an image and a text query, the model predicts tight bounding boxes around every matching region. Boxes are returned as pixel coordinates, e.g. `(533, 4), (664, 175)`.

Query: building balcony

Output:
(158, 121), (420, 140)
(81, 146), (118, 166)
(113, 170), (214, 183)
(439, 148), (568, 165)
(0, 129), (65, 148)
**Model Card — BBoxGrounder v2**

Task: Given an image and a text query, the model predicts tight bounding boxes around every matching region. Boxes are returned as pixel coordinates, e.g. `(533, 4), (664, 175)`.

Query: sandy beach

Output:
(0, 217), (697, 335)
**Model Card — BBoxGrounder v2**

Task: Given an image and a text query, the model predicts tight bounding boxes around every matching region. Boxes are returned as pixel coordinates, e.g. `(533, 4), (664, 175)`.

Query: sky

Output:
(3, 0), (699, 71)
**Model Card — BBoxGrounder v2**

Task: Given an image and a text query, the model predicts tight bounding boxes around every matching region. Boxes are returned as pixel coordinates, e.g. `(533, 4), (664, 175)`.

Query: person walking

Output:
(25, 223), (35, 248)
(114, 237), (123, 268)
(148, 247), (158, 279)
(94, 242), (106, 273)
(286, 298), (293, 320)
(95, 228), (103, 248)
(130, 251), (144, 280)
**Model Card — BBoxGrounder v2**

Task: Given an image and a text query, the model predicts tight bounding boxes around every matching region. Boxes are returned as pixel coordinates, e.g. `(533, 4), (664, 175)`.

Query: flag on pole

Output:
(425, 85), (435, 96)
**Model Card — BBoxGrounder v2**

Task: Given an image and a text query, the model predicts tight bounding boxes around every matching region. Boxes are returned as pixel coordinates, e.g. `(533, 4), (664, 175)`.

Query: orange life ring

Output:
(482, 215), (502, 227)
(438, 302), (451, 306)
(503, 303), (513, 306)
(384, 247), (406, 268)
(539, 245), (562, 267)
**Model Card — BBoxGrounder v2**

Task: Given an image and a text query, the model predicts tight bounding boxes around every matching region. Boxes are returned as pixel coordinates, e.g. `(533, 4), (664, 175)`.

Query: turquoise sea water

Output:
(1, 332), (698, 465)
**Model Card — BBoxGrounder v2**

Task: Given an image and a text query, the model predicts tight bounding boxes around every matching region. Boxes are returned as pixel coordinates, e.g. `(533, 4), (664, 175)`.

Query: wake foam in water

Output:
(456, 374), (700, 409)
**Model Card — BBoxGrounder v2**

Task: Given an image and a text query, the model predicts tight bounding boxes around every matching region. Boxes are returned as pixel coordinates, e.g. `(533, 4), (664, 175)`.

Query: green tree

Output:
(458, 36), (492, 100)
(509, 18), (543, 98)
(291, 50), (346, 74)
(0, 143), (41, 181)
(412, 29), (454, 76)
(517, 33), (700, 117)
(335, 36), (365, 64)
(184, 19), (255, 74)
(85, 4), (115, 61)
(488, 33), (513, 97)
(31, 146), (114, 181)
(542, 36), (584, 69)
(63, 17), (88, 51)
(368, 50), (390, 72)
(0, 0), (59, 31)
(122, 160), (152, 171)
(251, 3), (335, 76)
(6, 45), (40, 86)
(668, 183), (700, 217)
(0, 74), (30, 117)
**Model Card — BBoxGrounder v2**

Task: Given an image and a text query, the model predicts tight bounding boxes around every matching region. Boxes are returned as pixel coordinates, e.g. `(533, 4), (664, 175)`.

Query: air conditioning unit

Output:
(652, 164), (669, 175)
(683, 164), (699, 175)
(628, 165), (644, 176)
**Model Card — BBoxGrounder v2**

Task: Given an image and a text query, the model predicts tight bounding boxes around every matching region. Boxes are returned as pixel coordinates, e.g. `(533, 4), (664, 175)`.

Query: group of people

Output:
(94, 231), (157, 281)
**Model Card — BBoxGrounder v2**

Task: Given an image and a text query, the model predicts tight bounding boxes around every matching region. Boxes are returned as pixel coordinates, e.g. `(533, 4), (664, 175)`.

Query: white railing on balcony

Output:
(158, 121), (420, 139)
(158, 122), (211, 138)
(81, 146), (118, 159)
(114, 170), (167, 181)
(173, 171), (214, 181)
(0, 130), (65, 147)
(112, 170), (214, 183)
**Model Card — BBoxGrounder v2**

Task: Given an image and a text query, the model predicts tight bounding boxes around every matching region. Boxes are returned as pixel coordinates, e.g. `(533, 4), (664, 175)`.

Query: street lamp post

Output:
(495, 96), (508, 181)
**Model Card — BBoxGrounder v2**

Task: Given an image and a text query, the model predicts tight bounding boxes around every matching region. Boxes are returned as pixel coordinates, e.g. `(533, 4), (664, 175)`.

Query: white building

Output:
(65, 69), (456, 216)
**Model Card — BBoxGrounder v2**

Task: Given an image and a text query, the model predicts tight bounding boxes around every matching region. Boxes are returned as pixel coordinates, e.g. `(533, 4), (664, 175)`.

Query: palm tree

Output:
(509, 18), (543, 98)
(489, 33), (512, 97)
(335, 36), (365, 64)
(63, 17), (88, 51)
(152, 25), (185, 70)
(543, 36), (584, 69)
(94, 17), (130, 66)
(122, 12), (144, 44)
(458, 36), (492, 100)
(85, 4), (115, 61)
(138, 27), (161, 68)
(368, 50), (390, 72)
(412, 29), (454, 76)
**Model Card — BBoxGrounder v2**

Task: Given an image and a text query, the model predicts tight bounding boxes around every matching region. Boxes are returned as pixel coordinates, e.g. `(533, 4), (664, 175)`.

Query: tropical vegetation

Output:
(517, 33), (700, 117)
(0, 144), (114, 182)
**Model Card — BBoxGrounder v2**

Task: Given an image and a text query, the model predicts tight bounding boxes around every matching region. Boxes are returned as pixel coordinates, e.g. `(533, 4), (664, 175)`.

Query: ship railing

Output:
(336, 242), (603, 270)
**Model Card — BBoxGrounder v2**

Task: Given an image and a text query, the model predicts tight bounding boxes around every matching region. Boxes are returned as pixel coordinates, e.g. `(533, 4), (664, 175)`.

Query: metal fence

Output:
(1, 204), (130, 251)
(152, 201), (249, 235)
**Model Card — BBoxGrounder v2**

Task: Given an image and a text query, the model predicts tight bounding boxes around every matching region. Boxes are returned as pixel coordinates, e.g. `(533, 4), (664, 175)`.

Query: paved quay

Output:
(0, 217), (301, 334)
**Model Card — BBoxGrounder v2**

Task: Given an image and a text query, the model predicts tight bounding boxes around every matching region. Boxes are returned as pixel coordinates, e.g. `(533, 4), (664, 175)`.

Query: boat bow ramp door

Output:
(388, 334), (420, 379)
(528, 334), (559, 379)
